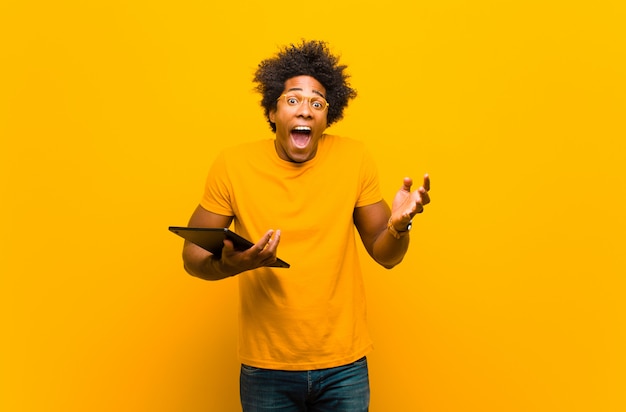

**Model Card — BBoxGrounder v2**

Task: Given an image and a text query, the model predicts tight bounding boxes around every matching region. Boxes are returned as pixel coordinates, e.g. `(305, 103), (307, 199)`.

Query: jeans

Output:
(240, 356), (370, 411)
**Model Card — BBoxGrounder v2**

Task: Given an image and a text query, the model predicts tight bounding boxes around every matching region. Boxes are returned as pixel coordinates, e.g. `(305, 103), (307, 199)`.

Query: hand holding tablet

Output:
(169, 226), (290, 268)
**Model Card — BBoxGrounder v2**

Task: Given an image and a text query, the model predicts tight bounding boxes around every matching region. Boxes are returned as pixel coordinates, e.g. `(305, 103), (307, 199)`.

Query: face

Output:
(269, 75), (328, 163)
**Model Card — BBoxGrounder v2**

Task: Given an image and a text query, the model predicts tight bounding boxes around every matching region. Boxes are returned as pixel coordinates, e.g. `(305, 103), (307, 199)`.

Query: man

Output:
(182, 40), (430, 411)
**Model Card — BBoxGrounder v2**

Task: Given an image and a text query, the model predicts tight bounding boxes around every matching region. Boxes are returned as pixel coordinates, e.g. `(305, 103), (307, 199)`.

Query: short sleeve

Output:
(355, 148), (383, 208)
(200, 152), (235, 216)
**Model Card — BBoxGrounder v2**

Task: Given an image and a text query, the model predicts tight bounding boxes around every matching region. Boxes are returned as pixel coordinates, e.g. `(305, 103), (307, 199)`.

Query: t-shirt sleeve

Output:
(355, 147), (383, 208)
(200, 152), (235, 216)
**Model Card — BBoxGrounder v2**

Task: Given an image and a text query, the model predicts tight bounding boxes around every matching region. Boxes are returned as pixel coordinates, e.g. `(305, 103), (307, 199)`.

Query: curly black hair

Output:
(253, 40), (357, 132)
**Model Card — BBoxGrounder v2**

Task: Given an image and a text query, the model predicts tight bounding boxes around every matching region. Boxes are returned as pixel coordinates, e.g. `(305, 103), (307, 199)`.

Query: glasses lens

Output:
(285, 95), (300, 106)
(309, 97), (327, 110)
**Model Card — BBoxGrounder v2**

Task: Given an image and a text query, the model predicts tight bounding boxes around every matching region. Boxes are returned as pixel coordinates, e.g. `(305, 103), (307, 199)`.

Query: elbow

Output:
(183, 262), (218, 281)
(183, 262), (196, 277)
(183, 255), (234, 281)
(377, 256), (404, 270)
(369, 237), (409, 270)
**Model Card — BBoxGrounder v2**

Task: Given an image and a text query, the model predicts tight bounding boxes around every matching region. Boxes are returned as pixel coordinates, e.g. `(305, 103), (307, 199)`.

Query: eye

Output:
(311, 99), (325, 110)
(286, 96), (300, 106)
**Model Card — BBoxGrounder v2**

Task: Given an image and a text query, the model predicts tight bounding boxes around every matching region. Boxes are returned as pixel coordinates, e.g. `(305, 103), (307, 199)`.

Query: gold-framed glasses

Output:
(277, 93), (329, 111)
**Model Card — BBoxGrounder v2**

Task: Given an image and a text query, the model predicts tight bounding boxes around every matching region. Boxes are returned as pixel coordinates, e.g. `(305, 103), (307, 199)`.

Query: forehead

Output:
(283, 75), (326, 95)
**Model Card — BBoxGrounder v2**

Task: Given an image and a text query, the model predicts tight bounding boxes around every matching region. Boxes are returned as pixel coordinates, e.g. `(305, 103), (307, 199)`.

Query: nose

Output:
(295, 99), (313, 117)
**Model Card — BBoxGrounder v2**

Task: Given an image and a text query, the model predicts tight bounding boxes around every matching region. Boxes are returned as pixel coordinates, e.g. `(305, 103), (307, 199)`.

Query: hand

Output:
(390, 175), (431, 230)
(220, 229), (282, 274)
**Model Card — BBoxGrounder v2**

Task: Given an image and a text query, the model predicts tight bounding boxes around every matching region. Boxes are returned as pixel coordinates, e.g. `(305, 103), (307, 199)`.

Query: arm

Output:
(182, 205), (282, 280)
(354, 175), (431, 269)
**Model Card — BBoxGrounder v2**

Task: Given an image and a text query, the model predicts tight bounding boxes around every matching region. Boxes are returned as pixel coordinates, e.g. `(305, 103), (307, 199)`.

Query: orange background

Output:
(1, 1), (625, 411)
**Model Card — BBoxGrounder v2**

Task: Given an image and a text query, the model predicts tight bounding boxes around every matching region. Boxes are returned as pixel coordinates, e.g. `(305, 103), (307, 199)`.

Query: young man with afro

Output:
(182, 40), (431, 411)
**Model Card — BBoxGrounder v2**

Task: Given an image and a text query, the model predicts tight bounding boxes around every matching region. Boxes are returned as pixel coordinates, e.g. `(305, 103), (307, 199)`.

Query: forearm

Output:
(371, 229), (410, 269)
(367, 173), (430, 269)
(182, 244), (239, 281)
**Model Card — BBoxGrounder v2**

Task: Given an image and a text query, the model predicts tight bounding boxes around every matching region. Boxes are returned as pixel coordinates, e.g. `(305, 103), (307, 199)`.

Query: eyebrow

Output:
(285, 87), (326, 99)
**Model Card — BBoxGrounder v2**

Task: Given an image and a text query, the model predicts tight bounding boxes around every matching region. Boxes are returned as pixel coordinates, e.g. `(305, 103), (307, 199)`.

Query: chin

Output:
(289, 154), (310, 163)
(287, 150), (313, 163)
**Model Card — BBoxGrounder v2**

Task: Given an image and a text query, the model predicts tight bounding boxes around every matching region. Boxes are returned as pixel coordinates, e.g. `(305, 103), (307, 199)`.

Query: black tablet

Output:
(168, 226), (290, 268)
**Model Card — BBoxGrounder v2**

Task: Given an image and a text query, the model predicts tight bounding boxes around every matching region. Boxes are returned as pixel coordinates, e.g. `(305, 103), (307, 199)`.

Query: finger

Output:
(402, 176), (413, 192)
(410, 195), (425, 214)
(222, 238), (235, 253)
(398, 211), (412, 223)
(406, 190), (428, 215)
(253, 230), (274, 253)
(423, 174), (430, 192)
(265, 229), (281, 254)
(420, 190), (430, 206)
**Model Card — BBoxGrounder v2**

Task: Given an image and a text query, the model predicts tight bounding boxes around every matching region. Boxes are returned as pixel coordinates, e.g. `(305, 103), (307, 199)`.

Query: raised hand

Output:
(390, 174), (431, 230)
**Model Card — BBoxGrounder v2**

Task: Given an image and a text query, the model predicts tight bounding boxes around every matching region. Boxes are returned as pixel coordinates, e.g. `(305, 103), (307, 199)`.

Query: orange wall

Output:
(1, 1), (625, 411)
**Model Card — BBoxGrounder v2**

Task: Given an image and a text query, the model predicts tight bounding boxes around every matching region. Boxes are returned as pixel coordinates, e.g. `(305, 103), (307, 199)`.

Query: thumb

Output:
(222, 238), (235, 253)
(401, 176), (413, 192)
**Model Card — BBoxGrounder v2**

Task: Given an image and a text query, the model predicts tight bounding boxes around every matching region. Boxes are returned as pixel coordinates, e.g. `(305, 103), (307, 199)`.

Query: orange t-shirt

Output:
(201, 134), (382, 370)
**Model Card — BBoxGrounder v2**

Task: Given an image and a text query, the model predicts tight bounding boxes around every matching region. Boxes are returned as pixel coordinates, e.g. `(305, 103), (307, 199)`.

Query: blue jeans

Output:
(240, 356), (370, 411)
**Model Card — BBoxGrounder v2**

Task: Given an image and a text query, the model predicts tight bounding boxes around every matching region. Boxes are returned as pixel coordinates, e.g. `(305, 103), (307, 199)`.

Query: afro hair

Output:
(253, 40), (357, 132)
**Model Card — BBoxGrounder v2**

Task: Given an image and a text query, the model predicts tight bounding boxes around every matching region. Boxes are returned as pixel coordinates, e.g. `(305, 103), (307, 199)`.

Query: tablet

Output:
(168, 226), (290, 268)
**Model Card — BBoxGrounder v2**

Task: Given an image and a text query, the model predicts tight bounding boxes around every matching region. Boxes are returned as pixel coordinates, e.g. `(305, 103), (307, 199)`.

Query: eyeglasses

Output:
(277, 93), (330, 111)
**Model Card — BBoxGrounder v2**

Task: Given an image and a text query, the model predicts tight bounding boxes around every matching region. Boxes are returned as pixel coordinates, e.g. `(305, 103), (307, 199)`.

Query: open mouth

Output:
(291, 126), (311, 148)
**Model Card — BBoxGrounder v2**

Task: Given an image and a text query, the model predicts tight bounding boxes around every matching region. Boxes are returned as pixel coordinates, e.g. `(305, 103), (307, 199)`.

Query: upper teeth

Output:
(294, 126), (311, 131)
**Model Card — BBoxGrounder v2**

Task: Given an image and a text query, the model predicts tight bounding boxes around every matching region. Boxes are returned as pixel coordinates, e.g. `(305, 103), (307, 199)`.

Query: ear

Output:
(269, 109), (276, 123)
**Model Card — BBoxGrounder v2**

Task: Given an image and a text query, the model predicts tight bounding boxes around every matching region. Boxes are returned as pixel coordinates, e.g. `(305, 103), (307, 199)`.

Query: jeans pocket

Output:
(353, 356), (367, 367)
(240, 364), (262, 376)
